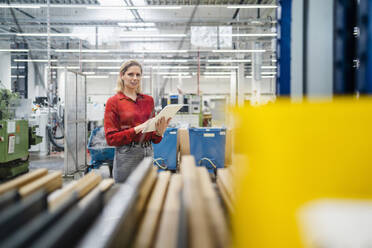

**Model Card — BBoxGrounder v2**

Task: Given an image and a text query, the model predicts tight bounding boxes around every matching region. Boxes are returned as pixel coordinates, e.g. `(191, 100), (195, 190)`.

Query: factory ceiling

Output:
(0, 0), (277, 74)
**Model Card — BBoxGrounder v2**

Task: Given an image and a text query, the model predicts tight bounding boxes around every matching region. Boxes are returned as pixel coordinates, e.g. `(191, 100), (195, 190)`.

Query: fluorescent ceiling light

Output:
(206, 66), (238, 69)
(87, 75), (109, 79)
(11, 66), (25, 69)
(0, 4), (93, 8)
(157, 72), (189, 75)
(98, 66), (120, 69)
(120, 38), (186, 42)
(204, 72), (232, 75)
(55, 49), (186, 53)
(80, 59), (123, 63)
(207, 59), (251, 63)
(139, 50), (187, 53)
(118, 22), (155, 27)
(219, 33), (277, 37)
(227, 5), (278, 9)
(46, 66), (80, 69)
(49, 4), (89, 8)
(120, 34), (187, 38)
(82, 72), (96, 75)
(203, 76), (231, 79)
(151, 66), (189, 69)
(16, 33), (81, 37)
(144, 59), (188, 63)
(212, 49), (266, 53)
(14, 59), (58, 62)
(10, 75), (26, 78)
(261, 72), (277, 75)
(272, 59), (277, 62)
(87, 6), (181, 10)
(245, 75), (276, 79)
(0, 4), (40, 8)
(261, 66), (277, 69)
(0, 49), (29, 52)
(163, 76), (191, 79)
(142, 76), (150, 79)
(55, 49), (109, 53)
(112, 49), (187, 53)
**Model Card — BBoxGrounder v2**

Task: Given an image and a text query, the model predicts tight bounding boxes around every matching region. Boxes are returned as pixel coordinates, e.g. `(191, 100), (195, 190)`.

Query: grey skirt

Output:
(113, 144), (154, 183)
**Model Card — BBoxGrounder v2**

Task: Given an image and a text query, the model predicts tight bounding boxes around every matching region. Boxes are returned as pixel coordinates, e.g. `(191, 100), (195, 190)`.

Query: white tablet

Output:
(142, 104), (183, 133)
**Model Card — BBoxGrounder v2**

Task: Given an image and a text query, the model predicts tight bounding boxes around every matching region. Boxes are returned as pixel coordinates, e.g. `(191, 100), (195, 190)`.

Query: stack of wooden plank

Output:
(217, 167), (235, 214)
(0, 168), (114, 248)
(80, 155), (231, 248)
(0, 155), (232, 248)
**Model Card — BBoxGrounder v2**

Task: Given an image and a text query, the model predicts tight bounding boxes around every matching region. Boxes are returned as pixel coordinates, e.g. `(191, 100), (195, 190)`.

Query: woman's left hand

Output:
(155, 117), (171, 136)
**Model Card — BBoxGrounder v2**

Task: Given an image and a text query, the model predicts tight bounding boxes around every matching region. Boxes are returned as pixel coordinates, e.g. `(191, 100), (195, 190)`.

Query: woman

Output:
(104, 60), (170, 183)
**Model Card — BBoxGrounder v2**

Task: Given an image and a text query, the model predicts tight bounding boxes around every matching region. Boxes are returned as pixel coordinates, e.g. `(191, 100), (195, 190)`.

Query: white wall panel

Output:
(0, 42), (11, 89)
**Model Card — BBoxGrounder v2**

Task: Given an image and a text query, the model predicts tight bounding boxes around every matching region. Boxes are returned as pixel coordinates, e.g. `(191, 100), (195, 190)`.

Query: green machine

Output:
(0, 89), (42, 180)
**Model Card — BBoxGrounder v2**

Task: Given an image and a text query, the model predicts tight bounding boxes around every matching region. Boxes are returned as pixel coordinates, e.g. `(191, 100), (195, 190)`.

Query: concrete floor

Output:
(29, 152), (111, 184)
(29, 152), (64, 172)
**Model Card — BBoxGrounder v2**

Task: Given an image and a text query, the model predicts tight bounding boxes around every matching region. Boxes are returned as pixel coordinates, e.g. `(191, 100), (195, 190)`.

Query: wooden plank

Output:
(216, 171), (234, 214)
(197, 167), (230, 248)
(133, 171), (171, 248)
(154, 174), (183, 248)
(133, 166), (158, 218)
(225, 129), (232, 167)
(30, 191), (103, 248)
(98, 178), (114, 192)
(48, 172), (102, 211)
(0, 190), (48, 240)
(78, 179), (115, 209)
(48, 181), (78, 211)
(218, 169), (235, 203)
(75, 172), (102, 198)
(19, 171), (62, 198)
(0, 193), (79, 248)
(177, 128), (190, 156)
(180, 155), (214, 248)
(0, 169), (48, 196)
(77, 157), (154, 248)
(0, 190), (19, 211)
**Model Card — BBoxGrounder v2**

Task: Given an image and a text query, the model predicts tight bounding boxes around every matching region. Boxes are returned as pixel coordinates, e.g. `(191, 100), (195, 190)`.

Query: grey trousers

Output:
(113, 144), (154, 183)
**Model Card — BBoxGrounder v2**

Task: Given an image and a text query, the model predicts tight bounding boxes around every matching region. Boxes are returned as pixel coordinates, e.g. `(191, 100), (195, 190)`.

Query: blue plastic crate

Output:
(87, 127), (115, 168)
(189, 127), (226, 173)
(153, 128), (178, 171)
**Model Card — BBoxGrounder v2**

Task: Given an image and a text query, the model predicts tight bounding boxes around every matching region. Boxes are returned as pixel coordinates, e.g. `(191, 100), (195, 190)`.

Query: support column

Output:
(277, 0), (292, 96)
(356, 0), (372, 93)
(306, 0), (334, 97)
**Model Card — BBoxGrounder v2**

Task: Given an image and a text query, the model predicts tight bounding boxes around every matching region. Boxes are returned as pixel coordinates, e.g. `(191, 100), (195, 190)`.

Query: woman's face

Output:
(121, 65), (141, 91)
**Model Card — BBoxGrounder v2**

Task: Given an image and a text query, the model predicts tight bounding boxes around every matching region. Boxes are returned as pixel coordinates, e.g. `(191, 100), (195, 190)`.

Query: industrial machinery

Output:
(0, 89), (42, 180)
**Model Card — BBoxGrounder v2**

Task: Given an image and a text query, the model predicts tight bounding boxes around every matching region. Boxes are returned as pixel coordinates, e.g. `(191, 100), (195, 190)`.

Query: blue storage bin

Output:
(87, 127), (115, 168)
(189, 127), (226, 172)
(153, 128), (178, 170)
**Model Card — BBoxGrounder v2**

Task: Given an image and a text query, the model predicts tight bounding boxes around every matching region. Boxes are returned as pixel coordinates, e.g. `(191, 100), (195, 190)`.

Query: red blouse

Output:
(104, 92), (162, 147)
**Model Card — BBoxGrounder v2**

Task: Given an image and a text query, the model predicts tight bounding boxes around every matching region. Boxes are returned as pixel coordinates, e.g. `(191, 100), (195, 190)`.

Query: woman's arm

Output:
(104, 97), (136, 146)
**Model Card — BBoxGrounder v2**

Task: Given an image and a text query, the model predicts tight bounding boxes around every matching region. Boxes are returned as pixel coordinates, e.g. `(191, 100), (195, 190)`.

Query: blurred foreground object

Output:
(232, 98), (372, 248)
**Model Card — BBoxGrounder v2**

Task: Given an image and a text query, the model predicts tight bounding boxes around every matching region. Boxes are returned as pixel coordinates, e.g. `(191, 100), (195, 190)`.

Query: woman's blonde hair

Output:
(115, 60), (143, 94)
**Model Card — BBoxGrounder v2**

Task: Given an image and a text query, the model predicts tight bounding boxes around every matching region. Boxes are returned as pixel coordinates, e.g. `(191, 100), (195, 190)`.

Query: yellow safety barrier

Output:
(232, 98), (372, 248)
